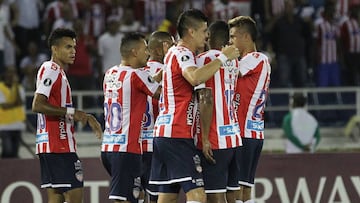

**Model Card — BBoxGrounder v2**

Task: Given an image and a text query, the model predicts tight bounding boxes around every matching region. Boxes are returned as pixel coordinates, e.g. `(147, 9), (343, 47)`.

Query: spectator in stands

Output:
(0, 0), (17, 76)
(79, 0), (108, 39)
(42, 0), (80, 37)
(0, 67), (25, 158)
(52, 3), (75, 31)
(271, 0), (312, 87)
(282, 93), (320, 153)
(20, 41), (48, 91)
(97, 16), (123, 84)
(340, 2), (360, 86)
(313, 0), (341, 86)
(12, 0), (43, 62)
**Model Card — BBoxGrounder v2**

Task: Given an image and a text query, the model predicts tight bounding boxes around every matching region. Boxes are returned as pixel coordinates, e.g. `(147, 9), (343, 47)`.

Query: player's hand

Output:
(74, 110), (88, 125)
(87, 114), (102, 139)
(221, 45), (240, 60)
(303, 144), (311, 152)
(202, 140), (216, 164)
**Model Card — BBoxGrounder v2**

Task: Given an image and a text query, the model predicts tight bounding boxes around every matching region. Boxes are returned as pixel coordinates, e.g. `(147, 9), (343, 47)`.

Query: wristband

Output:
(66, 107), (75, 115)
(217, 53), (228, 64)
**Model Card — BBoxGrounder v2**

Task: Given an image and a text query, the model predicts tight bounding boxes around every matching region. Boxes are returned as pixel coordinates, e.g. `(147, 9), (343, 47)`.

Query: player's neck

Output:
(51, 57), (66, 70)
(149, 56), (162, 63)
(121, 59), (140, 69)
(177, 39), (196, 53)
(241, 44), (257, 57)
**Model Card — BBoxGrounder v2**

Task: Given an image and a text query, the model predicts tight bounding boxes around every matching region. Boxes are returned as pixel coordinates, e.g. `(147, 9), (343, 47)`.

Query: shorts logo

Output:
(181, 55), (190, 62)
(133, 177), (141, 198)
(75, 171), (83, 182)
(193, 155), (202, 173)
(192, 178), (204, 186)
(43, 78), (52, 86)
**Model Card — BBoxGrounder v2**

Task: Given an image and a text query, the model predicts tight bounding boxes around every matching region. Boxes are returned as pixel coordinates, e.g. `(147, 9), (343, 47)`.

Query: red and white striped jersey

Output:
(141, 60), (163, 152)
(195, 50), (242, 150)
(101, 65), (160, 154)
(234, 52), (271, 140)
(213, 0), (239, 21)
(154, 45), (197, 139)
(337, 0), (349, 17)
(43, 0), (79, 22)
(35, 61), (75, 154)
(341, 17), (360, 53)
(314, 17), (339, 64)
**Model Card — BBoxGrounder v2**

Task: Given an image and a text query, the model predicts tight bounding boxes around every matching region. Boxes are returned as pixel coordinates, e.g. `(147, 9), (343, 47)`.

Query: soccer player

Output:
(150, 9), (239, 203)
(228, 16), (271, 203)
(140, 31), (174, 203)
(32, 28), (102, 203)
(195, 20), (242, 203)
(101, 32), (161, 203)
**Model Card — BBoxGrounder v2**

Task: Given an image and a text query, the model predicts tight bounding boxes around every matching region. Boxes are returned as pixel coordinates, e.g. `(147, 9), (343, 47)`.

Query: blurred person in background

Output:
(271, 0), (312, 87)
(313, 0), (341, 86)
(282, 93), (320, 153)
(20, 41), (48, 91)
(0, 67), (25, 158)
(340, 1), (360, 86)
(97, 16), (123, 85)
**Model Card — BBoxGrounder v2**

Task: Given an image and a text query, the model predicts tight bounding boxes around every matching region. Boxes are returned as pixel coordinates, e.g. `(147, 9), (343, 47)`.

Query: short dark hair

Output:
(228, 16), (257, 42)
(208, 21), (229, 49)
(148, 31), (173, 50)
(120, 32), (146, 58)
(177, 9), (208, 38)
(48, 28), (76, 48)
(292, 93), (307, 107)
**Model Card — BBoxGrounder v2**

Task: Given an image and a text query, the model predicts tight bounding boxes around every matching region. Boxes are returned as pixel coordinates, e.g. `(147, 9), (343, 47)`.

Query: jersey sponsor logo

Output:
(102, 134), (126, 144)
(156, 115), (172, 125)
(140, 130), (154, 140)
(104, 74), (122, 90)
(36, 133), (49, 144)
(59, 117), (67, 140)
(133, 177), (141, 198)
(246, 120), (264, 131)
(181, 55), (190, 62)
(186, 100), (195, 125)
(219, 124), (236, 136)
(43, 78), (52, 86)
(105, 91), (119, 98)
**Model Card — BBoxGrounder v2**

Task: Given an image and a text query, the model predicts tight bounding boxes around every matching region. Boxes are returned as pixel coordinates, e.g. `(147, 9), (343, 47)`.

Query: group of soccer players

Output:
(32, 8), (271, 203)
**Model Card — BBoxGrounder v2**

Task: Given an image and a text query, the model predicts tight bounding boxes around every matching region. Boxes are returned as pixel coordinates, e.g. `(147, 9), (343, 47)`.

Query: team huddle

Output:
(32, 8), (271, 203)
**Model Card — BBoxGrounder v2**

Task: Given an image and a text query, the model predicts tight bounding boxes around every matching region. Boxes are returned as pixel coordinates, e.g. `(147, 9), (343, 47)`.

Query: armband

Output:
(66, 107), (75, 115)
(217, 53), (228, 64)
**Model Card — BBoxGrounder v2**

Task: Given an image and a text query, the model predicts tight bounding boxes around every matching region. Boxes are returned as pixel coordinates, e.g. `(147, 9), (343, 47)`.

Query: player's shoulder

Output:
(41, 61), (61, 73)
(242, 52), (268, 62)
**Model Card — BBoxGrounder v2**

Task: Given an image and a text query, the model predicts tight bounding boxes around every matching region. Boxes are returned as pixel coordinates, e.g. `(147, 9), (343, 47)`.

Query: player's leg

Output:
(46, 188), (64, 203)
(63, 187), (84, 203)
(157, 192), (178, 203)
(185, 187), (206, 203)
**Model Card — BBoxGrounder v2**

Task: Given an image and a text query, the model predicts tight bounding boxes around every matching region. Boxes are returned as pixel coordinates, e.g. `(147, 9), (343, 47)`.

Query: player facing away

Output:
(228, 16), (271, 203)
(140, 31), (174, 203)
(149, 9), (240, 203)
(195, 20), (242, 203)
(32, 28), (102, 203)
(100, 32), (161, 203)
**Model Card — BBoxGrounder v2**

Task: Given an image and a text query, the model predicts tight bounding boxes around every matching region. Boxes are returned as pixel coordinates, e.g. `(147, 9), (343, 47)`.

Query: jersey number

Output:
(104, 103), (122, 132)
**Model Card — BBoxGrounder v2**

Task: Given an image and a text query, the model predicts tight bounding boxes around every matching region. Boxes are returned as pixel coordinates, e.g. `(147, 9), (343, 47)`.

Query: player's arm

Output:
(32, 93), (88, 124)
(183, 45), (240, 86)
(152, 69), (163, 83)
(196, 87), (216, 164)
(152, 86), (161, 100)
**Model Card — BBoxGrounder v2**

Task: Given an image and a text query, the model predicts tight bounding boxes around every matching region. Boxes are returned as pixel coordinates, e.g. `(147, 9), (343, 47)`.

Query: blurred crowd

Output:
(0, 0), (359, 90)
